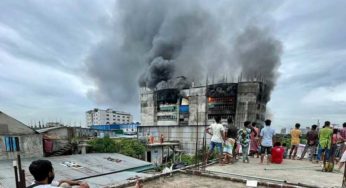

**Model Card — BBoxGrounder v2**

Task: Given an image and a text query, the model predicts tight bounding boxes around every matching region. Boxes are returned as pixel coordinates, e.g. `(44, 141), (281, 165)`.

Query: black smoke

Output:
(235, 26), (282, 101)
(85, 0), (283, 109)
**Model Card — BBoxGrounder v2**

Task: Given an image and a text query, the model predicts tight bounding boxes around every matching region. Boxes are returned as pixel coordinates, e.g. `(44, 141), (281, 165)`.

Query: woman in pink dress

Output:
(250, 122), (259, 158)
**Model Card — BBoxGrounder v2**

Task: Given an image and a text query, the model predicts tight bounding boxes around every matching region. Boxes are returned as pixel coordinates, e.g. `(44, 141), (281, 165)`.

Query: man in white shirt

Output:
(28, 160), (89, 188)
(205, 115), (225, 165)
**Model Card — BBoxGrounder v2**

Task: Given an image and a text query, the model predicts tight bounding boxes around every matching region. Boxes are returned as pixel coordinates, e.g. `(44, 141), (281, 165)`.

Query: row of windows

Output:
(106, 114), (130, 118)
(106, 120), (130, 124)
(94, 117), (130, 120)
(106, 118), (130, 121)
(208, 97), (235, 103)
(158, 115), (177, 121)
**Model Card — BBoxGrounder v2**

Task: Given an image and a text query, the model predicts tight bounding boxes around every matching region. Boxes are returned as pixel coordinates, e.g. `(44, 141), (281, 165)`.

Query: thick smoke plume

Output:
(235, 27), (282, 101)
(85, 0), (282, 108)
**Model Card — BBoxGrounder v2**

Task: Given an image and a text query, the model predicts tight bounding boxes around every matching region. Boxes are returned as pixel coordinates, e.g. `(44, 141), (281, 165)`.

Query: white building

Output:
(86, 108), (133, 127)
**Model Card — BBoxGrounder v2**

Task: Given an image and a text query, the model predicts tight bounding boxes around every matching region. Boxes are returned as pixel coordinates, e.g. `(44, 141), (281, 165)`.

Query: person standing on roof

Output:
(300, 124), (319, 161)
(259, 119), (275, 164)
(227, 117), (239, 161)
(338, 123), (346, 156)
(319, 121), (333, 162)
(289, 123), (302, 160)
(238, 121), (253, 163)
(205, 115), (225, 165)
(250, 122), (260, 158)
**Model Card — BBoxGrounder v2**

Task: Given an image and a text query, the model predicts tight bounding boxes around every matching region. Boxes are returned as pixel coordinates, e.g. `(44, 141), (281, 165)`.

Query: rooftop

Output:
(0, 111), (37, 135)
(206, 157), (342, 188)
(1, 153), (343, 188)
(0, 153), (153, 188)
(115, 158), (343, 188)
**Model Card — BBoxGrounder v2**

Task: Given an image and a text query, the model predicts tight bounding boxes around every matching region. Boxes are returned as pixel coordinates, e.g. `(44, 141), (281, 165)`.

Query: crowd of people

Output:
(205, 116), (277, 165)
(27, 117), (346, 187)
(205, 116), (346, 172)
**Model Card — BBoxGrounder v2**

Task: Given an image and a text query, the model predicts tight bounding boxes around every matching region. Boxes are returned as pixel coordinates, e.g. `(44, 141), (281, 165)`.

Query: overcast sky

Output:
(1, 1), (346, 129)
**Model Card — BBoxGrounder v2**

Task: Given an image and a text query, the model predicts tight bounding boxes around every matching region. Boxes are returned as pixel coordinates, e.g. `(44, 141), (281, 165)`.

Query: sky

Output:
(1, 0), (346, 129)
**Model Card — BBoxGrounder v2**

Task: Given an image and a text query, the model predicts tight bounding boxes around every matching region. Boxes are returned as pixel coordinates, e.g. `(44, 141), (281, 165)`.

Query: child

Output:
(238, 128), (250, 163)
(282, 143), (288, 159)
(223, 129), (235, 164)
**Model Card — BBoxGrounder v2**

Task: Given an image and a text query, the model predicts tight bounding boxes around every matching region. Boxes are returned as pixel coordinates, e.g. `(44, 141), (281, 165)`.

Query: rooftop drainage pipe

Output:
(72, 164), (154, 181)
(111, 160), (218, 188)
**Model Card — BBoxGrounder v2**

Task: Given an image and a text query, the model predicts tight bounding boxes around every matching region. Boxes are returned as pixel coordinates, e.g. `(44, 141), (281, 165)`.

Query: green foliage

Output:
(88, 136), (119, 153)
(180, 147), (215, 166)
(88, 137), (145, 159)
(118, 139), (146, 159)
(181, 154), (195, 165)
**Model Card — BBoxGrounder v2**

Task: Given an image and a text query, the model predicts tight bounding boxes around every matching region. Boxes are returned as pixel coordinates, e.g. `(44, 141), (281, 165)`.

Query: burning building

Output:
(139, 79), (268, 155)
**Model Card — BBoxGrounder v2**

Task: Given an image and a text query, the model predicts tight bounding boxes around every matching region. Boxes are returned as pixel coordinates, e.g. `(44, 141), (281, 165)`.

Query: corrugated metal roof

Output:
(0, 153), (153, 188)
(0, 111), (37, 135)
(36, 126), (67, 133)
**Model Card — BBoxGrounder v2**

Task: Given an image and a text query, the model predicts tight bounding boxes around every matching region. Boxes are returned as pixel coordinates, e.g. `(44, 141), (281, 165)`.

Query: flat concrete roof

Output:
(206, 157), (343, 188)
(125, 173), (263, 188)
(0, 153), (153, 188)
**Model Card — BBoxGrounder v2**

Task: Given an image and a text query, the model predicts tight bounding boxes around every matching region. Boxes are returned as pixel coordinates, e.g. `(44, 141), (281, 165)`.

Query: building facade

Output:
(86, 108), (133, 127)
(139, 81), (268, 154)
(0, 111), (43, 160)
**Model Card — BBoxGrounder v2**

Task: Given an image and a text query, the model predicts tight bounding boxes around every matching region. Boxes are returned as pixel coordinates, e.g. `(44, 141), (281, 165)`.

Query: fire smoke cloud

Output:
(85, 0), (282, 106)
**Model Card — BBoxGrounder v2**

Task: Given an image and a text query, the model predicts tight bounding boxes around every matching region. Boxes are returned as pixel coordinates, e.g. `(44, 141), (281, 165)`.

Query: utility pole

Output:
(195, 95), (199, 170)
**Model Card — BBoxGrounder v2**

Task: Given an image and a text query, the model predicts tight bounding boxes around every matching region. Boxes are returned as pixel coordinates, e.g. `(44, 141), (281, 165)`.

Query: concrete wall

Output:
(140, 89), (155, 126)
(138, 126), (208, 155)
(0, 134), (43, 160)
(188, 87), (207, 126)
(45, 128), (70, 140)
(235, 82), (266, 128)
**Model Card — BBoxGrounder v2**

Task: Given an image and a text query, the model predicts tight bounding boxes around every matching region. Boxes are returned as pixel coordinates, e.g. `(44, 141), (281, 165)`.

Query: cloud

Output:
(302, 83), (346, 104)
(0, 0), (114, 124)
(1, 0), (346, 128)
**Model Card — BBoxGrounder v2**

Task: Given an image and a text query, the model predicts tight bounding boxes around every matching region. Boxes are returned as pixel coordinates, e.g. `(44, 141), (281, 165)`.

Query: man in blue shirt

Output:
(259, 119), (275, 164)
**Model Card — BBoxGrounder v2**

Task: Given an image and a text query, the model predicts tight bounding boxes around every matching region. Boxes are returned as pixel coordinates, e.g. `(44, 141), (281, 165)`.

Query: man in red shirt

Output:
(271, 142), (285, 164)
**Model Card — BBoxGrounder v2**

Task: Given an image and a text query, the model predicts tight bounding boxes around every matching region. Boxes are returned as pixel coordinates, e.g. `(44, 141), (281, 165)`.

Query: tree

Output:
(119, 139), (146, 159)
(88, 136), (119, 153)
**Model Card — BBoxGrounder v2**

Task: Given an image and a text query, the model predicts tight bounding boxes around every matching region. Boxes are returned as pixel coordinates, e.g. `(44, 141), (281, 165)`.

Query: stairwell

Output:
(48, 143), (74, 157)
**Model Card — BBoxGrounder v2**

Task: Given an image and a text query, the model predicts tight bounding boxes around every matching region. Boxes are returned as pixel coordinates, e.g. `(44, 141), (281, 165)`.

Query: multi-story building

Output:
(86, 108), (133, 127)
(280, 128), (287, 134)
(139, 81), (268, 154)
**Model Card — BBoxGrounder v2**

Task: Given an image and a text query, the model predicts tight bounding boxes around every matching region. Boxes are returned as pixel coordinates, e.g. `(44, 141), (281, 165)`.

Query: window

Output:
(3, 137), (20, 152)
(106, 114), (109, 116)
(106, 118), (109, 120)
